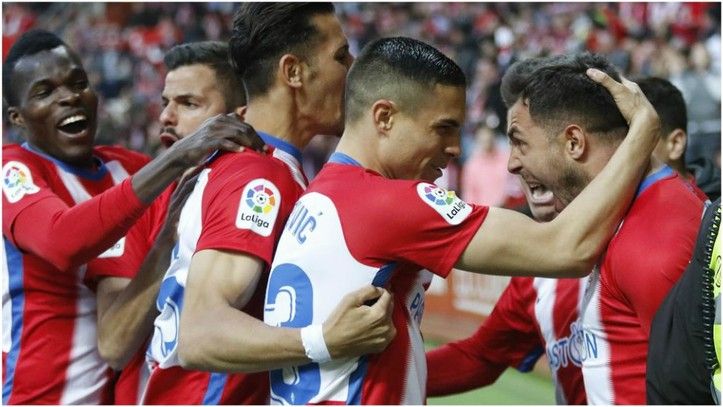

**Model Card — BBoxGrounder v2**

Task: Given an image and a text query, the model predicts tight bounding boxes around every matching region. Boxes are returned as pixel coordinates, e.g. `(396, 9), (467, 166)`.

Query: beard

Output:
(553, 160), (591, 209)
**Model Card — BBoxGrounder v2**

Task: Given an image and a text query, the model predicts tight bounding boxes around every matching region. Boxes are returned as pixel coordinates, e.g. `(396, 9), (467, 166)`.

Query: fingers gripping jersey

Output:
(264, 160), (487, 405)
(142, 146), (304, 405)
(2, 143), (148, 405)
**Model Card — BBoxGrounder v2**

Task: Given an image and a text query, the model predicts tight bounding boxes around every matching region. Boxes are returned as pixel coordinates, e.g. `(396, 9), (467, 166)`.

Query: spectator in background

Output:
(4, 3), (718, 175)
(637, 76), (719, 201)
(461, 125), (512, 207)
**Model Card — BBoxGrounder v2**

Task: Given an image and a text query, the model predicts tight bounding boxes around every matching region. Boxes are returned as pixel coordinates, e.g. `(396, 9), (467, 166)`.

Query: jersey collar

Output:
(328, 152), (363, 167)
(635, 165), (675, 198)
(22, 142), (108, 180)
(258, 132), (303, 163)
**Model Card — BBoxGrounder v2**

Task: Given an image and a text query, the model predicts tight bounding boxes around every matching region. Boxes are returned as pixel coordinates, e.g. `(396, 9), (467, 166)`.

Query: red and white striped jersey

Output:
(264, 154), (488, 405)
(579, 167), (705, 404)
(426, 276), (588, 405)
(141, 135), (306, 404)
(2, 143), (148, 404)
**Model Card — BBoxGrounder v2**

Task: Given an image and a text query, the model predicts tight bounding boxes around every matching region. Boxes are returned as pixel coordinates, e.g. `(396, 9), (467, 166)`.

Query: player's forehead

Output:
(310, 13), (348, 54)
(163, 64), (221, 99)
(14, 45), (84, 87)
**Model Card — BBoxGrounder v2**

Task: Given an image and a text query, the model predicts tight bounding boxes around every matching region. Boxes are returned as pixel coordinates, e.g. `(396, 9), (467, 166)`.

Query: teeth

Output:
(59, 115), (86, 127)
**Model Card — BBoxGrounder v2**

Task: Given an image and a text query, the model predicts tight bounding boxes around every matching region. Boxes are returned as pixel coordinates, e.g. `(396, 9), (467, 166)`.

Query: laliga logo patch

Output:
(417, 183), (472, 225)
(3, 161), (40, 203)
(236, 178), (281, 237)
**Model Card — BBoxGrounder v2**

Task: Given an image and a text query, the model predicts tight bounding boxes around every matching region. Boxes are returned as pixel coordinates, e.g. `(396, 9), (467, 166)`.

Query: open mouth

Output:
(527, 183), (555, 204)
(57, 114), (89, 135)
(160, 133), (179, 147)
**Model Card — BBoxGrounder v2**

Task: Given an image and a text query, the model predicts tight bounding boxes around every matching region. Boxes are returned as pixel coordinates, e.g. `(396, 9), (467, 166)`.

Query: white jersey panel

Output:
(265, 192), (380, 405)
(580, 268), (614, 404)
(148, 169), (209, 369)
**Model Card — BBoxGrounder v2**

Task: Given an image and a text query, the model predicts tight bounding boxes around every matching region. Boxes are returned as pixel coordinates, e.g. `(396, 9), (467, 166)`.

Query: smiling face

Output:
(506, 98), (589, 212)
(7, 45), (98, 168)
(383, 84), (466, 182)
(159, 64), (229, 147)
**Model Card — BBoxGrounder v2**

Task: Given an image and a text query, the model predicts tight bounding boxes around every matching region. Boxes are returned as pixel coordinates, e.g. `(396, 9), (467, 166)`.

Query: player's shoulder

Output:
(94, 145), (151, 167)
(634, 174), (705, 221)
(3, 144), (35, 163)
(2, 144), (51, 180)
(209, 150), (300, 191)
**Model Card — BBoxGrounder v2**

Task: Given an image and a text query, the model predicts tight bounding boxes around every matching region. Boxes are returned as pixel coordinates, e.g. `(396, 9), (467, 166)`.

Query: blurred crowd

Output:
(3, 2), (720, 207)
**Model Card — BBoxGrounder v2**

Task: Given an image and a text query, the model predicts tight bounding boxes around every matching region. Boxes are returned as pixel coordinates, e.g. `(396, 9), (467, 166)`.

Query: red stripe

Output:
(361, 270), (417, 404)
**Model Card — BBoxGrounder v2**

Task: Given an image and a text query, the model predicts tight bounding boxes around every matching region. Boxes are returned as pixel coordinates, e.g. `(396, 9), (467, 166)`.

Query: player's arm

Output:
(5, 117), (262, 271)
(457, 70), (660, 277)
(178, 249), (395, 373)
(130, 114), (264, 203)
(426, 279), (541, 396)
(96, 173), (198, 370)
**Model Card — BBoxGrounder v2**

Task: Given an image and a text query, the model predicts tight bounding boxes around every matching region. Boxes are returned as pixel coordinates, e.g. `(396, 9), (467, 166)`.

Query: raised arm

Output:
(178, 249), (395, 373)
(457, 70), (660, 277)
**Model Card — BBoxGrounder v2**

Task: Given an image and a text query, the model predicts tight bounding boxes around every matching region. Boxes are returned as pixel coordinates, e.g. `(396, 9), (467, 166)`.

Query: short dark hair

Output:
(229, 2), (335, 100)
(345, 36), (467, 124)
(3, 30), (67, 106)
(164, 41), (245, 109)
(636, 77), (687, 135)
(501, 53), (628, 142)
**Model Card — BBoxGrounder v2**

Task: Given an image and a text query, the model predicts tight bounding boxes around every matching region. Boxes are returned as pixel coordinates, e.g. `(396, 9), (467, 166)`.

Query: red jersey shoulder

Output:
(606, 175), (703, 283)
(207, 150), (300, 191)
(311, 163), (476, 225)
(94, 145), (151, 174)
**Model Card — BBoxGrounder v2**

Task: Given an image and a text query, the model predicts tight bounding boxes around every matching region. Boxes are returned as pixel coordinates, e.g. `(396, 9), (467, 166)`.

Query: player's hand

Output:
(166, 113), (266, 168)
(322, 285), (396, 359)
(586, 68), (660, 132)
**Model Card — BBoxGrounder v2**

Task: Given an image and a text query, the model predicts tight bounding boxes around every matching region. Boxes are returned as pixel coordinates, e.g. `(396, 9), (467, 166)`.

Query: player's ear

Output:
(279, 54), (303, 89)
(371, 99), (396, 136)
(563, 124), (586, 161)
(667, 129), (687, 161)
(7, 106), (25, 129)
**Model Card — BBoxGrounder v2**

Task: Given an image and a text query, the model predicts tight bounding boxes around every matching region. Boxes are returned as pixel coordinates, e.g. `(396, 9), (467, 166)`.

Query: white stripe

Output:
(272, 149), (307, 190)
(55, 167), (92, 204)
(532, 278), (564, 403)
(400, 272), (430, 405)
(105, 160), (131, 185)
(60, 271), (107, 404)
(580, 268), (614, 404)
(2, 242), (10, 354)
(53, 160), (131, 403)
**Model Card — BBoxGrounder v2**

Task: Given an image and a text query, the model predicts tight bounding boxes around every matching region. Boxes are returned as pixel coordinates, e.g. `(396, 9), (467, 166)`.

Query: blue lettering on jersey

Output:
(286, 203), (317, 245)
(155, 276), (185, 357)
(410, 292), (425, 325)
(546, 321), (599, 370)
(266, 263), (321, 404)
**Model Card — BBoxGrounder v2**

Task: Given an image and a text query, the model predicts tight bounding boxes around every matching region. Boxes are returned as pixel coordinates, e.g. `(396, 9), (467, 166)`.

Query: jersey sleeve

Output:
(2, 153), (148, 272)
(607, 199), (702, 334)
(426, 277), (543, 396)
(195, 158), (299, 267)
(368, 181), (488, 278)
(85, 187), (172, 282)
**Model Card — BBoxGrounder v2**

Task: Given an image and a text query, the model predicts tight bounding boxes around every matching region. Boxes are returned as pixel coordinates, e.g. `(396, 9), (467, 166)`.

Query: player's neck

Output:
(244, 99), (311, 151)
(335, 133), (387, 176)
